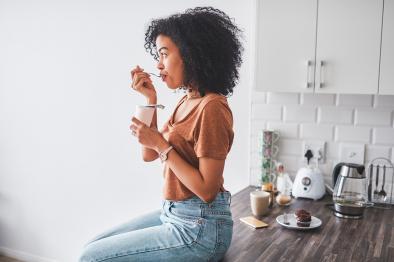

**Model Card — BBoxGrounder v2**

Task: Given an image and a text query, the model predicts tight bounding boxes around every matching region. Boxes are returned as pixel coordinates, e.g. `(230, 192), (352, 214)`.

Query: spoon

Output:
(373, 165), (380, 200)
(283, 212), (290, 225)
(141, 72), (161, 88)
(147, 72), (161, 78)
(378, 165), (387, 201)
(142, 104), (165, 109)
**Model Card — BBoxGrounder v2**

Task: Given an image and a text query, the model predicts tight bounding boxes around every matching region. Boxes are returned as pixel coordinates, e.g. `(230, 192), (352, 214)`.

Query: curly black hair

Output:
(144, 7), (243, 97)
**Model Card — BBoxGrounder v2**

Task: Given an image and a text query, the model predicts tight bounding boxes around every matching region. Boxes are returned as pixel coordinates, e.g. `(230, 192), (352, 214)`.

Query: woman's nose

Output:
(156, 61), (164, 70)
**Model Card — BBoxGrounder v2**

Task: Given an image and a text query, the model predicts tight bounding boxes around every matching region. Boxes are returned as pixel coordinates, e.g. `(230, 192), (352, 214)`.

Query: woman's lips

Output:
(161, 75), (167, 82)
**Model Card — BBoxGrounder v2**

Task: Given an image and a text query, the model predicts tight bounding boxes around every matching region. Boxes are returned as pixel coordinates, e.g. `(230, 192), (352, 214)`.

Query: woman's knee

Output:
(78, 244), (98, 262)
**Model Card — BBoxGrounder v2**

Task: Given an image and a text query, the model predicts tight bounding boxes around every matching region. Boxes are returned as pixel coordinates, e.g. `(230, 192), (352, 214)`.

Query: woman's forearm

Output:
(155, 141), (220, 202)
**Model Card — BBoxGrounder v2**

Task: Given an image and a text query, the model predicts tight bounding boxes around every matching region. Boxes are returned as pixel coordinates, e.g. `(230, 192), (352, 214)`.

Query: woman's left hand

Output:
(130, 117), (168, 151)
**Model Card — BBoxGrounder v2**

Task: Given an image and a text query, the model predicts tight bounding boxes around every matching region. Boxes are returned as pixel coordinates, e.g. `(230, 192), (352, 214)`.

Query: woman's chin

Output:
(166, 83), (179, 90)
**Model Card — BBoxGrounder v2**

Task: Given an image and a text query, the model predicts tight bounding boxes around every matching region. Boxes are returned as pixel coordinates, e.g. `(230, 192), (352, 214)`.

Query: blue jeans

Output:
(79, 192), (233, 262)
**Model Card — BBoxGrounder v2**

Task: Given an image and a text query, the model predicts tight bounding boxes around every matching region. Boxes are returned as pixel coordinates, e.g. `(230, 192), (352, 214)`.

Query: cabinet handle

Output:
(306, 60), (312, 88)
(319, 60), (325, 88)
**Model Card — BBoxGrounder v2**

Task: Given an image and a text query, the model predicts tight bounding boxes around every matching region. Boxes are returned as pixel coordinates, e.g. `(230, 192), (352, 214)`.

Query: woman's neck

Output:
(186, 88), (201, 100)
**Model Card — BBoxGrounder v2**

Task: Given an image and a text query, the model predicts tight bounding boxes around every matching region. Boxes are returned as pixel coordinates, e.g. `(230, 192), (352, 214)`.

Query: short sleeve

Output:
(194, 100), (234, 159)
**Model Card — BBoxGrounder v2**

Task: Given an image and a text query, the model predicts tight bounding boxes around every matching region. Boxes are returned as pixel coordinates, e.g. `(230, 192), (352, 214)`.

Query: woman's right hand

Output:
(130, 65), (157, 101)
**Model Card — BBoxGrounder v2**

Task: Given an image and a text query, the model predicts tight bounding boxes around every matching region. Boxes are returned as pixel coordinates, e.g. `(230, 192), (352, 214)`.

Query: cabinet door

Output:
(315, 0), (383, 94)
(379, 0), (394, 95)
(255, 0), (317, 93)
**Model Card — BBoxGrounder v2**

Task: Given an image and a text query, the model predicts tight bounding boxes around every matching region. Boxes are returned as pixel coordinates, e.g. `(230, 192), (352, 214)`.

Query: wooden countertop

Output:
(222, 186), (394, 262)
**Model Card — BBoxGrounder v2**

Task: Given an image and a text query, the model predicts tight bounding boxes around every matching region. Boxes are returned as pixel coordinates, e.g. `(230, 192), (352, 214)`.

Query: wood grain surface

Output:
(222, 186), (394, 262)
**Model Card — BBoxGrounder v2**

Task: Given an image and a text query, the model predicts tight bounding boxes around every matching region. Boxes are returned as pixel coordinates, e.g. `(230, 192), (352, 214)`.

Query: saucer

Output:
(276, 213), (322, 230)
(276, 199), (293, 206)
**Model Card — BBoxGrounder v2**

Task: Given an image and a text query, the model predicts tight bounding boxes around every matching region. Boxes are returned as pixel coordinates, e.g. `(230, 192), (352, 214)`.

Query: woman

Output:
(80, 6), (243, 262)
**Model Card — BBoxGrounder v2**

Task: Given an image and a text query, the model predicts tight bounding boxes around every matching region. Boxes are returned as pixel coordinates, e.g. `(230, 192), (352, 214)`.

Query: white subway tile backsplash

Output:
(251, 91), (266, 104)
(326, 142), (340, 159)
(267, 92), (299, 105)
(250, 120), (266, 136)
(251, 104), (282, 120)
(284, 106), (316, 122)
(278, 139), (303, 156)
(374, 95), (394, 108)
(267, 122), (298, 138)
(249, 91), (394, 186)
(337, 94), (373, 107)
(373, 128), (394, 145)
(300, 124), (334, 140)
(355, 109), (392, 126)
(301, 94), (335, 106)
(277, 155), (299, 175)
(391, 148), (394, 164)
(318, 107), (353, 124)
(336, 126), (371, 143)
(365, 146), (391, 162)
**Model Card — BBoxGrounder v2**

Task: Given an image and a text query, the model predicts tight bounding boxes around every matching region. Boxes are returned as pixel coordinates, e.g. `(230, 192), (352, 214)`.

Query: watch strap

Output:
(159, 146), (173, 163)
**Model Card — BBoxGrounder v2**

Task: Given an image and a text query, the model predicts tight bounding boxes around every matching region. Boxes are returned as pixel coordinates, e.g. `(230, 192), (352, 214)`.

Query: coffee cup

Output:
(250, 190), (270, 217)
(134, 105), (155, 126)
(262, 145), (279, 158)
(261, 130), (280, 145)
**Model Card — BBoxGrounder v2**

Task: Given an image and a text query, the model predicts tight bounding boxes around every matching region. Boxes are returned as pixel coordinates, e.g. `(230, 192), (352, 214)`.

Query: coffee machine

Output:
(332, 163), (368, 219)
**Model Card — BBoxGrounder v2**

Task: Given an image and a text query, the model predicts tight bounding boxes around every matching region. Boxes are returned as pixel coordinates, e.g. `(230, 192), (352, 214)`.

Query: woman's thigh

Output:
(79, 218), (211, 262)
(85, 209), (162, 245)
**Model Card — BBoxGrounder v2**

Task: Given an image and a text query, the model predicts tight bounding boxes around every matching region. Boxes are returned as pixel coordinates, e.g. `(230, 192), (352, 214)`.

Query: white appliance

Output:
(292, 165), (325, 200)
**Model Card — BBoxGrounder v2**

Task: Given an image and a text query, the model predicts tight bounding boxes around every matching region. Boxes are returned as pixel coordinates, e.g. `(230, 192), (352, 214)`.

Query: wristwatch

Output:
(159, 146), (173, 163)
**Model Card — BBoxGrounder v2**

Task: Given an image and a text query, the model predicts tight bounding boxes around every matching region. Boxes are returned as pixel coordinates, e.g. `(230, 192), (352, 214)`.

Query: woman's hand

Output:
(130, 65), (157, 101)
(130, 117), (169, 151)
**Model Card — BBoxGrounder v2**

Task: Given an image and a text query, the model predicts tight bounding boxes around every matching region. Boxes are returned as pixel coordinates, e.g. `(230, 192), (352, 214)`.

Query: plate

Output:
(276, 213), (322, 230)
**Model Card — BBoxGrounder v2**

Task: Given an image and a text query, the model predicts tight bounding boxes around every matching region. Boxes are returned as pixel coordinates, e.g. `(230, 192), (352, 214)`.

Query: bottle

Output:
(276, 163), (286, 193)
(275, 163), (293, 205)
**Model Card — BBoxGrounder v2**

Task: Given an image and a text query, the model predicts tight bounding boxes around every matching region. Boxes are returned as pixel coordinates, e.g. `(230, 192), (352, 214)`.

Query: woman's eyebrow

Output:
(158, 47), (168, 53)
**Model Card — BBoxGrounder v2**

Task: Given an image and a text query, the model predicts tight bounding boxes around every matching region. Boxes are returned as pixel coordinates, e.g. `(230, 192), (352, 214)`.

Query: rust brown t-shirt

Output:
(161, 93), (234, 201)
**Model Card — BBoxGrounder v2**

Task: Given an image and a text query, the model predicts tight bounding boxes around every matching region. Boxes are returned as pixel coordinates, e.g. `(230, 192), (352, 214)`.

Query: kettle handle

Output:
(332, 162), (346, 187)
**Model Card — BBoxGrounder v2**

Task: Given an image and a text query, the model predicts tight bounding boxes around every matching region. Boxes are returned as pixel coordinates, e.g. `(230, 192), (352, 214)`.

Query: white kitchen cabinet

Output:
(379, 0), (394, 95)
(255, 0), (317, 93)
(255, 0), (383, 94)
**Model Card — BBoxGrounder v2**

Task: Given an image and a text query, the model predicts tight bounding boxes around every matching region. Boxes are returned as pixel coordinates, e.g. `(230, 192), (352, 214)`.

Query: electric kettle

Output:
(332, 163), (368, 219)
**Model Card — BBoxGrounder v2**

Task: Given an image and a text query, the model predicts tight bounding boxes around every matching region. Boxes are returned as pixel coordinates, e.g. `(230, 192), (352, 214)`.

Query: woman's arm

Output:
(131, 117), (224, 203)
(130, 66), (159, 162)
(155, 140), (224, 203)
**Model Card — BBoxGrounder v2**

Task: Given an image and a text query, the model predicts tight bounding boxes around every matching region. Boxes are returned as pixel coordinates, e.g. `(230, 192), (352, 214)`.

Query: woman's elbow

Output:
(142, 155), (157, 162)
(201, 192), (217, 203)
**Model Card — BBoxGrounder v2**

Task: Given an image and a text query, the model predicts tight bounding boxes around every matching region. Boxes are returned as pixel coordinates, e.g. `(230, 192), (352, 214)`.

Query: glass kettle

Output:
(332, 163), (368, 219)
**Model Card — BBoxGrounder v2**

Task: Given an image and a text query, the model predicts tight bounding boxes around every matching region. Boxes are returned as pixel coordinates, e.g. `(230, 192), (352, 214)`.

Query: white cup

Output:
(250, 190), (270, 217)
(134, 105), (155, 126)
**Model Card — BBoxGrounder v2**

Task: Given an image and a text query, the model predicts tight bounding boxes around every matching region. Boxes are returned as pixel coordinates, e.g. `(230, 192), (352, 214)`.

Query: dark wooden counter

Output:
(222, 186), (394, 262)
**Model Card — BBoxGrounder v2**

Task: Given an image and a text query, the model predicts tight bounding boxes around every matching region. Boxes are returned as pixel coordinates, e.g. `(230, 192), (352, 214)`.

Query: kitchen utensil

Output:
(378, 165), (387, 201)
(373, 165), (380, 200)
(147, 72), (161, 77)
(283, 213), (290, 225)
(143, 104), (165, 109)
(367, 164), (373, 202)
(276, 214), (322, 230)
(332, 163), (367, 219)
(367, 157), (394, 208)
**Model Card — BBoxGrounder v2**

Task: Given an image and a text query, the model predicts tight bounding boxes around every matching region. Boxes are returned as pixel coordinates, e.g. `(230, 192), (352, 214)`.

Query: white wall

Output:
(250, 92), (394, 186)
(0, 0), (252, 261)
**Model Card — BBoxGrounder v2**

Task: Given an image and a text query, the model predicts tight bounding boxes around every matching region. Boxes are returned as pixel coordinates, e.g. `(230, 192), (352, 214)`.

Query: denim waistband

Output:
(164, 191), (231, 206)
